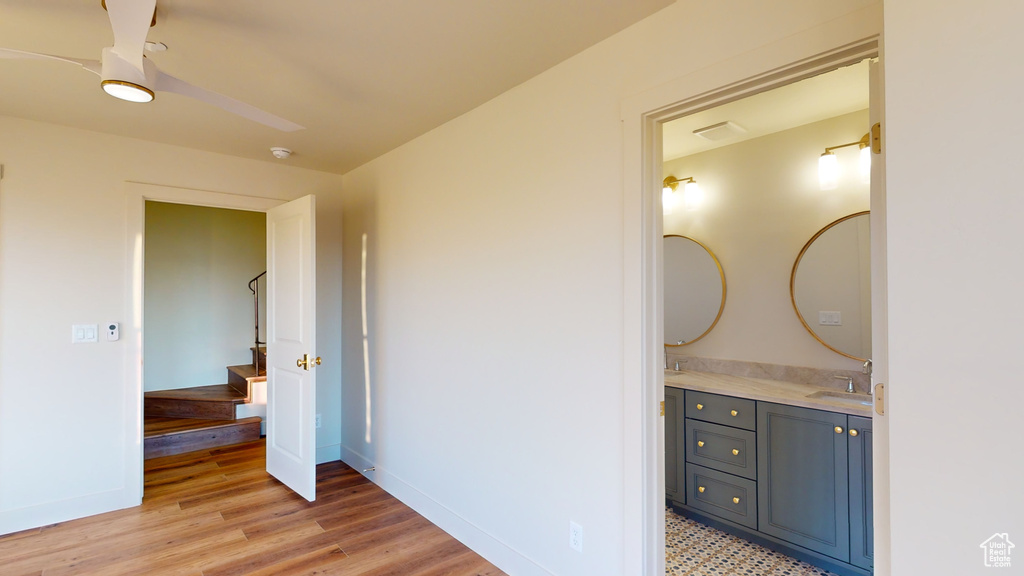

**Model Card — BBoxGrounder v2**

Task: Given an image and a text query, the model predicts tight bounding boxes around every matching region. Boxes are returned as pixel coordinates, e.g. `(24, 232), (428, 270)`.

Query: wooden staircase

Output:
(144, 347), (267, 459)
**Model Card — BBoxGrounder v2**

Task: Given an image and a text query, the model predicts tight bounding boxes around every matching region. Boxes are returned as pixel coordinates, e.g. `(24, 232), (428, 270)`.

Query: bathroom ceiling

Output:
(0, 0), (672, 174)
(663, 60), (871, 161)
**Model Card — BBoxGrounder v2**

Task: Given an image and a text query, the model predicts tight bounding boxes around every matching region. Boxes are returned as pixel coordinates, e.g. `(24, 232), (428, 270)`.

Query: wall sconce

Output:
(663, 176), (702, 212)
(818, 133), (870, 190)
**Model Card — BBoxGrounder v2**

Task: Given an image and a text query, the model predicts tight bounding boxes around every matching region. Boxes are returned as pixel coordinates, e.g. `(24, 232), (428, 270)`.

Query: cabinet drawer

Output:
(686, 463), (757, 529)
(685, 419), (756, 480)
(685, 391), (756, 431)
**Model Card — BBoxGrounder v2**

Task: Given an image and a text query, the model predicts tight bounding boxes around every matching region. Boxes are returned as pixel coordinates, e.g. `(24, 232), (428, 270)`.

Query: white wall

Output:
(886, 1), (1024, 573)
(0, 115), (344, 534)
(144, 202), (266, 392)
(338, 2), (881, 574)
(664, 112), (870, 371)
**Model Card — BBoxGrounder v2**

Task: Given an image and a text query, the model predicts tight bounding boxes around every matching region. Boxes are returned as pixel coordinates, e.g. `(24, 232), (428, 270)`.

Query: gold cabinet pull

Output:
(732, 449), (740, 455)
(732, 497), (740, 504)
(696, 403), (704, 410)
(835, 426), (844, 434)
(698, 486), (706, 493)
(730, 409), (738, 416)
(849, 429), (859, 437)
(697, 441), (705, 447)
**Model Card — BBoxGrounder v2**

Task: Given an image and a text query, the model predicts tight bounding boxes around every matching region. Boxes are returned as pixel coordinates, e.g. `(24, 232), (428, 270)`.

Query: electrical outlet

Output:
(315, 413), (322, 429)
(569, 521), (583, 552)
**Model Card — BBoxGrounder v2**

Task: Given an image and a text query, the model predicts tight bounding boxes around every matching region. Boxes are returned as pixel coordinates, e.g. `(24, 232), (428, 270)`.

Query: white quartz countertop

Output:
(664, 370), (873, 418)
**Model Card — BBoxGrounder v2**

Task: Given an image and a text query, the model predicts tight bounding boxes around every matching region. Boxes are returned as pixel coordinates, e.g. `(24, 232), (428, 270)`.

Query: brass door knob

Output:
(732, 497), (740, 504)
(696, 403), (704, 410)
(732, 449), (740, 456)
(698, 486), (706, 493)
(835, 426), (844, 434)
(730, 410), (738, 417)
(296, 354), (322, 370)
(697, 441), (705, 447)
(849, 429), (859, 437)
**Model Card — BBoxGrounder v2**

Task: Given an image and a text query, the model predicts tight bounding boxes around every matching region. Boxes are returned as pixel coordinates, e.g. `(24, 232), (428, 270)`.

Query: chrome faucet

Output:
(834, 375), (855, 394)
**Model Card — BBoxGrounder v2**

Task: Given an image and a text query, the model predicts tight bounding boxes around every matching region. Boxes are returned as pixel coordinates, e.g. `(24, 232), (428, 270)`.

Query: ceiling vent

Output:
(693, 121), (746, 142)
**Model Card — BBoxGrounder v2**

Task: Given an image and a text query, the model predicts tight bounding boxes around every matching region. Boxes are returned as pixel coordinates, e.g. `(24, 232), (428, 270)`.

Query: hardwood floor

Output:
(0, 440), (505, 576)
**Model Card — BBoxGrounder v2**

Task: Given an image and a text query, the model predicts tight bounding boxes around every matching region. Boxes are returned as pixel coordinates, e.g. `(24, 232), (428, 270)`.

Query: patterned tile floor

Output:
(666, 508), (840, 576)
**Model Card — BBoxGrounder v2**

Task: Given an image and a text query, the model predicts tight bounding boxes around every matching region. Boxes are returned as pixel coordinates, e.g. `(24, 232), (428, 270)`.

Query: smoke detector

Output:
(270, 147), (292, 159)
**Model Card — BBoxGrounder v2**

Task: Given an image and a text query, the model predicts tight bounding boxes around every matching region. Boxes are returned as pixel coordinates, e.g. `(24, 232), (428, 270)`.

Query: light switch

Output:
(818, 311), (842, 326)
(72, 324), (98, 343)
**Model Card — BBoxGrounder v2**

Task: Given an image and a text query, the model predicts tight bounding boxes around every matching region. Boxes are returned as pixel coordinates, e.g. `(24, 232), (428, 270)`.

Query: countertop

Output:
(664, 369), (874, 418)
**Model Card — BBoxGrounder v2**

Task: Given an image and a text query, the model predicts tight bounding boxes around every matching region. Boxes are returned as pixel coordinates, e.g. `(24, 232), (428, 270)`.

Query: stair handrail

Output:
(249, 271), (267, 375)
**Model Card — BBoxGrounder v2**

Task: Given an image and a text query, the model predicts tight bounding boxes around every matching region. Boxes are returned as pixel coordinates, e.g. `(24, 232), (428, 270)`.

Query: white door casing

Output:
(266, 194), (317, 501)
(867, 57), (890, 576)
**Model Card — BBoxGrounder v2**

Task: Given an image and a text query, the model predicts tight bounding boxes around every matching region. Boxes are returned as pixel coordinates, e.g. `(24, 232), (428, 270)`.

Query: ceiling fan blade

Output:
(104, 0), (156, 73)
(0, 47), (101, 75)
(154, 70), (305, 132)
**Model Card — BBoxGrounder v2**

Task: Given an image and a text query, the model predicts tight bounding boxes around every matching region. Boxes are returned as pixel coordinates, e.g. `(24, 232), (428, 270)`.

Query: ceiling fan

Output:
(0, 0), (304, 132)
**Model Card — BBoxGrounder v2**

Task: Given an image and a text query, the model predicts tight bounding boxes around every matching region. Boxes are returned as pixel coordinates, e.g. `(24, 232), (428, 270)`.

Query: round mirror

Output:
(790, 211), (870, 361)
(664, 235), (726, 347)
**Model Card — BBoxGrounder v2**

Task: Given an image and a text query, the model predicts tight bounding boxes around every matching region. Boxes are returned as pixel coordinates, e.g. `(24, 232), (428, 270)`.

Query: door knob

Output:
(296, 354), (321, 370)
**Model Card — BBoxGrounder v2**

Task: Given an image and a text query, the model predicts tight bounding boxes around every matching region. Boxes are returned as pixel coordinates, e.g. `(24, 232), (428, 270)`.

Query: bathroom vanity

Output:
(666, 371), (873, 576)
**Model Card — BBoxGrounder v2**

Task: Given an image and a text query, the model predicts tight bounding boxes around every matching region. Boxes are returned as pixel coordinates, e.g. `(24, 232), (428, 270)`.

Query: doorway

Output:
(123, 183), (285, 504)
(619, 37), (886, 575)
(660, 59), (874, 575)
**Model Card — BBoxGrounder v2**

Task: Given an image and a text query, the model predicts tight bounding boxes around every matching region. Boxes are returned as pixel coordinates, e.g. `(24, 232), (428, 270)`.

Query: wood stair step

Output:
(145, 384), (248, 420)
(144, 416), (262, 459)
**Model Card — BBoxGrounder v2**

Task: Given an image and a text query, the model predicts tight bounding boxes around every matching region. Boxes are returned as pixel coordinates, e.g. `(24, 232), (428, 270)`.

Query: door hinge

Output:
(659, 401), (665, 417)
(871, 122), (882, 154)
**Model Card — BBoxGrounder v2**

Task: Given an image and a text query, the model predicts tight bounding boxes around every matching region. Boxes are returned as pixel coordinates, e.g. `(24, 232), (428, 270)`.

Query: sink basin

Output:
(806, 390), (873, 406)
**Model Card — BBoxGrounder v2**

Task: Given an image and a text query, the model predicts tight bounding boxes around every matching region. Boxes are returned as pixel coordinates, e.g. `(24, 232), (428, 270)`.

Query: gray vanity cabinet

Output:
(848, 416), (873, 571)
(666, 387), (873, 575)
(757, 402), (850, 561)
(664, 387), (686, 504)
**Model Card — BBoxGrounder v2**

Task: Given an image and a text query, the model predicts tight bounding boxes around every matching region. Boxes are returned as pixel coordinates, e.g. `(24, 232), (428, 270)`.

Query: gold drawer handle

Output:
(698, 486), (706, 493)
(733, 497), (740, 504)
(849, 429), (859, 437)
(835, 426), (844, 434)
(696, 403), (704, 410)
(732, 449), (740, 456)
(697, 441), (705, 447)
(730, 410), (738, 417)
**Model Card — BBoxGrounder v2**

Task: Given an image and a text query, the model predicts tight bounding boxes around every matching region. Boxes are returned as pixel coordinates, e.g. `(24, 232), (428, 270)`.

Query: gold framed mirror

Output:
(664, 235), (726, 347)
(790, 211), (870, 361)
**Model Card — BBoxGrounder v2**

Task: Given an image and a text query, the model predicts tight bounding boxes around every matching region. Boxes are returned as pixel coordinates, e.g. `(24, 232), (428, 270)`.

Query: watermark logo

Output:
(980, 533), (1014, 568)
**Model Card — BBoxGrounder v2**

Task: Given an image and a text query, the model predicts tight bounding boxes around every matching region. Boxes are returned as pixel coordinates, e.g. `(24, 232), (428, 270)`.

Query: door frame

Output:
(123, 182), (285, 500)
(620, 36), (883, 574)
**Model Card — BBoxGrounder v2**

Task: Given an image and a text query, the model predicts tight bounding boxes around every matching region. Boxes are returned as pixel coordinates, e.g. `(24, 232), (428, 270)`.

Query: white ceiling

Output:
(0, 0), (673, 174)
(663, 59), (871, 161)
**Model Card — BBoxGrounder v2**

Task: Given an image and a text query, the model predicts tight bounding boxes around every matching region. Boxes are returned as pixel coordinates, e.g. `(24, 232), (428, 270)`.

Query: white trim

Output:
(316, 444), (342, 464)
(619, 9), (883, 573)
(0, 488), (134, 535)
(338, 446), (555, 576)
(124, 182), (287, 503)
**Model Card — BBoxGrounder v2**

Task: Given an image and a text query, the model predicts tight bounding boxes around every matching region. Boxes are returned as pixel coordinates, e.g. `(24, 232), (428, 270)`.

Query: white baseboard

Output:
(338, 445), (553, 576)
(0, 487), (137, 536)
(316, 443), (341, 464)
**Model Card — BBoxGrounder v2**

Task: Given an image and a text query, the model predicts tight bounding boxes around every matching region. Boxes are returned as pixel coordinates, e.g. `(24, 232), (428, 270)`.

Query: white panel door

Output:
(266, 194), (317, 501)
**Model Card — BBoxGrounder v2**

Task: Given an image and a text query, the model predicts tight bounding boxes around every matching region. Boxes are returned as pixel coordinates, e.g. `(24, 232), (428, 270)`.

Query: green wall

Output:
(144, 201), (266, 392)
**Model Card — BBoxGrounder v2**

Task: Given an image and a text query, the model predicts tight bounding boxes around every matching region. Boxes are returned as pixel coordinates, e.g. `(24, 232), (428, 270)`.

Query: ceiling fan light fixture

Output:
(101, 79), (154, 102)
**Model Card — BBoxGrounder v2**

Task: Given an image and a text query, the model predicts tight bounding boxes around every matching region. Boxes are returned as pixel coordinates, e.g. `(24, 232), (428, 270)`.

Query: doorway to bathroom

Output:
(619, 36), (887, 575)
(660, 57), (876, 576)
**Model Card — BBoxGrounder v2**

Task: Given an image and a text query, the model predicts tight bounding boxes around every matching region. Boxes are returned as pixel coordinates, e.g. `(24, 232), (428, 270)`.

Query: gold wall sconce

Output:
(662, 175), (702, 213)
(819, 123), (882, 190)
